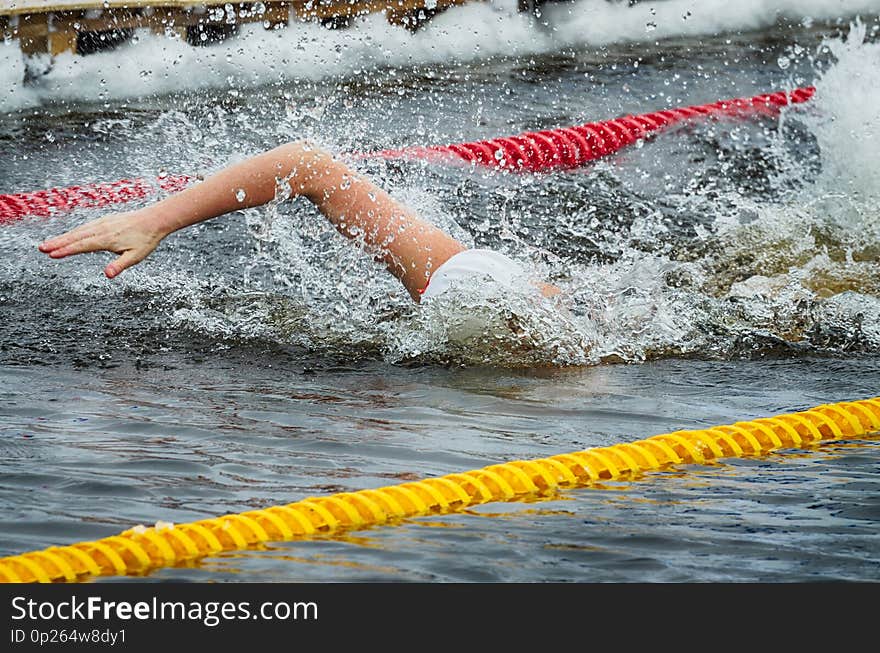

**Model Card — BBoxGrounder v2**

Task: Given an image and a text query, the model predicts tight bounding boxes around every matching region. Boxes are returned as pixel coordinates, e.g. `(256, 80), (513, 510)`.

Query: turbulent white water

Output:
(2, 5), (879, 367)
(806, 20), (880, 201)
(1, 0), (878, 112)
(79, 19), (869, 368)
(404, 21), (880, 366)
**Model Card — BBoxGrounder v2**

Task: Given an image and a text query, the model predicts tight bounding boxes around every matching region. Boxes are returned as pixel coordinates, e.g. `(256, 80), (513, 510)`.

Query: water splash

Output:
(805, 20), (880, 202)
(2, 0), (878, 112)
(2, 17), (879, 369)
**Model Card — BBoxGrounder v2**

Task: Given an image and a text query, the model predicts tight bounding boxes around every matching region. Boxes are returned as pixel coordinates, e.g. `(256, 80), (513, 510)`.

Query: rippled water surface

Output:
(1, 0), (879, 581)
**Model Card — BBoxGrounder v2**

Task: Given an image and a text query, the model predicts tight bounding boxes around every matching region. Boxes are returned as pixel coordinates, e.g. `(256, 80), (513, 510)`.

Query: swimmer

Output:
(38, 141), (559, 302)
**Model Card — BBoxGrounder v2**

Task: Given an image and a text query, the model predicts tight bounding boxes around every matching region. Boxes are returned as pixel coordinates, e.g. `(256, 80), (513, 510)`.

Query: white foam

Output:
(804, 20), (880, 200)
(0, 38), (37, 110)
(1, 0), (877, 112)
(546, 0), (880, 46)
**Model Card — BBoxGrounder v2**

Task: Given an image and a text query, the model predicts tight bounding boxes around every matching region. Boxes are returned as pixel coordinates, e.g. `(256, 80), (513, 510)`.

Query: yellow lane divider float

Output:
(2, 397), (879, 583)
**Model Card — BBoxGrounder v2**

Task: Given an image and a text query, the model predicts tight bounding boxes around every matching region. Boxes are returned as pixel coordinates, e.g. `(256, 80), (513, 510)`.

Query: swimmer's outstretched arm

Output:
(38, 141), (466, 301)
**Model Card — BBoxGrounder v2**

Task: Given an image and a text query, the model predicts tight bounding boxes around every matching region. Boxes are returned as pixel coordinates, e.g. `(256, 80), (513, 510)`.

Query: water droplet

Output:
(777, 56), (791, 70)
(645, 22), (656, 32)
(235, 189), (247, 202)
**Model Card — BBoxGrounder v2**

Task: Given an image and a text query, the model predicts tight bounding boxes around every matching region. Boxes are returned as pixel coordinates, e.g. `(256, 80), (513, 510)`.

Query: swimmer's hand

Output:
(38, 210), (167, 279)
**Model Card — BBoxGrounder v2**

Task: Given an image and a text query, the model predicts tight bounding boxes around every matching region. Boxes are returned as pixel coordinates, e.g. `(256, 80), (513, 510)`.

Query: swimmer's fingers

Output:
(38, 211), (135, 254)
(45, 232), (155, 276)
(43, 234), (114, 259)
(39, 210), (162, 278)
(38, 226), (103, 254)
(38, 215), (126, 254)
(104, 249), (147, 279)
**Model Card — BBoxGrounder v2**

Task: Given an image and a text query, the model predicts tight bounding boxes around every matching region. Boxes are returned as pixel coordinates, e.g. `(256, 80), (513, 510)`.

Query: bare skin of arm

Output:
(38, 141), (466, 301)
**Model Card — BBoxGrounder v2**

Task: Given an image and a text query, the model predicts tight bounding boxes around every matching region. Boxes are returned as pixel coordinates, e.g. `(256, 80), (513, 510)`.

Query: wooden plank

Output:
(15, 13), (50, 56)
(1, 0), (477, 21)
(48, 24), (79, 56)
(5, 4), (292, 53)
(386, 0), (471, 27)
(46, 7), (267, 34)
(262, 3), (290, 27)
(3, 0), (484, 57)
(1, 1), (235, 17)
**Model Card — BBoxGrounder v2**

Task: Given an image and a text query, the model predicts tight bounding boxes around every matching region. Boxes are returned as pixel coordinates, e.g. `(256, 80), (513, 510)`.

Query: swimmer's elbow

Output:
(279, 139), (331, 161)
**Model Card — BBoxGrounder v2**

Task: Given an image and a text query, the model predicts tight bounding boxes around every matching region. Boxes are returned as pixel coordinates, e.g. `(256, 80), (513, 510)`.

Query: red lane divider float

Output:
(373, 85), (815, 170)
(0, 86), (815, 224)
(0, 174), (192, 223)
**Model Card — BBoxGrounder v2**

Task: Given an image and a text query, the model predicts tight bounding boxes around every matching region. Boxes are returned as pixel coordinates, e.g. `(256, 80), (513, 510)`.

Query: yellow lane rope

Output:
(1, 397), (878, 583)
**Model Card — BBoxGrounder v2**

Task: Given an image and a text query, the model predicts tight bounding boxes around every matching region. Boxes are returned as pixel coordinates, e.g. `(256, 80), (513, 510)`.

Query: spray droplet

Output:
(646, 22), (656, 32)
(777, 55), (791, 70)
(235, 189), (247, 202)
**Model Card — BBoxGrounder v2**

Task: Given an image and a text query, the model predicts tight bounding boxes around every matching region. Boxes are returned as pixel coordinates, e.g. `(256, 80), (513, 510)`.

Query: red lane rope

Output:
(0, 86), (814, 224)
(371, 85), (815, 170)
(0, 175), (192, 224)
